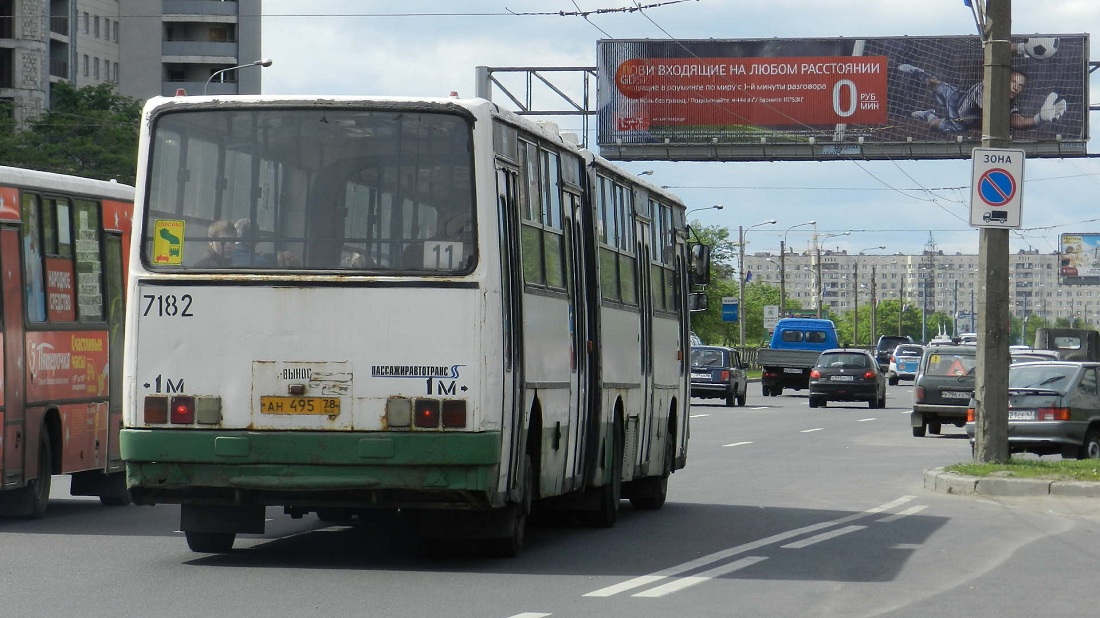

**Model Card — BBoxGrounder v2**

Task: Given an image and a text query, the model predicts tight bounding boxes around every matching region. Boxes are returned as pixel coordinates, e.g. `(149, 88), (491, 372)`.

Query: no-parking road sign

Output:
(970, 147), (1024, 229)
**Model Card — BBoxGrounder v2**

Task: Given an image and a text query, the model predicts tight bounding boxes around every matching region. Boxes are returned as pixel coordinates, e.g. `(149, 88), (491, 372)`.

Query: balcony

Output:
(164, 0), (239, 18)
(162, 40), (238, 60)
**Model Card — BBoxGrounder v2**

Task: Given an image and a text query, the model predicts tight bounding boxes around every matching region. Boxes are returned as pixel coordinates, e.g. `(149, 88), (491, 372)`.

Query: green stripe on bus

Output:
(120, 429), (502, 466)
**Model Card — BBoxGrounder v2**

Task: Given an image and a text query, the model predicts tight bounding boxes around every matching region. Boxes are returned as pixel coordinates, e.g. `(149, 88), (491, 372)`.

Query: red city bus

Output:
(0, 166), (134, 517)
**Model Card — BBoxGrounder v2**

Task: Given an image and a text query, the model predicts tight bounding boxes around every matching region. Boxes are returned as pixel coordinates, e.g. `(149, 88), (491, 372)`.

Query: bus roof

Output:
(0, 165), (134, 202)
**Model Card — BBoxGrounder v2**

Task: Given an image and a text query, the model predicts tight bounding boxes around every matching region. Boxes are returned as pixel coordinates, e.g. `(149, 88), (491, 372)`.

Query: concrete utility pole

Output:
(974, 0), (1012, 463)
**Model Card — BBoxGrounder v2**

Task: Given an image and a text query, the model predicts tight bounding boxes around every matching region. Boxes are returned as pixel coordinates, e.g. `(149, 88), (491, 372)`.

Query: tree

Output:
(686, 223), (738, 346)
(0, 82), (140, 184)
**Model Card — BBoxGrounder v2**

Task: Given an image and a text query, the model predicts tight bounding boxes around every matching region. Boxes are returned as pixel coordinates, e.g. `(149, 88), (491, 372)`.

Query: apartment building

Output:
(744, 248), (1091, 330)
(1, 0), (262, 127)
(119, 0), (262, 98)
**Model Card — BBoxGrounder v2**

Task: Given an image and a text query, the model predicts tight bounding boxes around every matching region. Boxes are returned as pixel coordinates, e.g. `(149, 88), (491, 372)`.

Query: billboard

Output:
(1060, 233), (1100, 285)
(597, 35), (1089, 161)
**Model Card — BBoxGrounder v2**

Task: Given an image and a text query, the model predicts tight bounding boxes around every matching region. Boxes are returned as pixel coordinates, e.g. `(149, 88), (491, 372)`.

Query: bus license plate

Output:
(260, 396), (341, 415)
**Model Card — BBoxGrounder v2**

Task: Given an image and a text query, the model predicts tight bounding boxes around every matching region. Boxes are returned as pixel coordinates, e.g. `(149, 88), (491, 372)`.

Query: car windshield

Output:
(895, 345), (923, 357)
(819, 353), (871, 369)
(1009, 364), (1075, 391)
(923, 352), (977, 376)
(691, 349), (725, 367)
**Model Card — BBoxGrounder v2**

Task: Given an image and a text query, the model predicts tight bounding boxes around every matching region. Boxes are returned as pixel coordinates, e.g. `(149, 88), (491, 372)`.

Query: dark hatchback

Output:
(690, 346), (748, 407)
(808, 348), (886, 409)
(912, 344), (975, 437)
(965, 361), (1100, 459)
(875, 335), (914, 371)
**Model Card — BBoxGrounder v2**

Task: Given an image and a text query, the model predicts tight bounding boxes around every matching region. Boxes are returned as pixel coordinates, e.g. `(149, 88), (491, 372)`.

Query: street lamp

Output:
(687, 204), (723, 217)
(813, 230), (850, 318)
(852, 246), (886, 346)
(739, 219), (777, 346)
(204, 58), (273, 95)
(780, 220), (816, 318)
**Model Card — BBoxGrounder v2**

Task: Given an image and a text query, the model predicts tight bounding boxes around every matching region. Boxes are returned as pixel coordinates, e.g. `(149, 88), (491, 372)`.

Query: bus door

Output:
(0, 226), (27, 488)
(102, 233), (125, 473)
(635, 215), (655, 468)
(496, 165), (526, 495)
(563, 190), (589, 486)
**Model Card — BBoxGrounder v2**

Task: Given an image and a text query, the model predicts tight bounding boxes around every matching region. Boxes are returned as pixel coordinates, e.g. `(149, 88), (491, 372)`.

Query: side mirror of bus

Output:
(688, 292), (708, 313)
(689, 244), (711, 286)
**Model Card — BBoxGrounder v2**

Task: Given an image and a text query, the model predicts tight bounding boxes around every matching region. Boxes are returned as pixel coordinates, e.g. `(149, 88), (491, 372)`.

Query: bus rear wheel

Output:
(629, 432), (673, 511)
(483, 454), (532, 558)
(185, 531), (236, 553)
(1, 427), (53, 519)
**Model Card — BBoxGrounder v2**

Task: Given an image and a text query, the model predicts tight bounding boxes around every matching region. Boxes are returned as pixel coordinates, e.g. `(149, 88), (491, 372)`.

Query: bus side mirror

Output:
(690, 243), (711, 286)
(688, 292), (708, 313)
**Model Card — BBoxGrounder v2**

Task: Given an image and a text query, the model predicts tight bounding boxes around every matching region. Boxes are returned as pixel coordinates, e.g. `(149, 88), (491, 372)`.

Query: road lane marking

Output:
(508, 614), (551, 618)
(632, 557), (769, 598)
(877, 505), (928, 523)
(801, 428), (824, 433)
(857, 417), (876, 422)
(780, 525), (866, 549)
(584, 496), (916, 598)
(722, 441), (753, 447)
(690, 414), (710, 418)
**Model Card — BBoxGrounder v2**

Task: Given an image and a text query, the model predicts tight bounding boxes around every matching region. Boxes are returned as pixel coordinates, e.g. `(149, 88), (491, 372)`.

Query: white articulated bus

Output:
(120, 95), (710, 556)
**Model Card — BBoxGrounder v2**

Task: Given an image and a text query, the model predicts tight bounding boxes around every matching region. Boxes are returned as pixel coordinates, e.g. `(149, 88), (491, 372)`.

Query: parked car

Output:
(875, 335), (914, 371)
(887, 343), (924, 385)
(690, 346), (748, 407)
(808, 348), (886, 409)
(912, 344), (976, 437)
(965, 361), (1100, 459)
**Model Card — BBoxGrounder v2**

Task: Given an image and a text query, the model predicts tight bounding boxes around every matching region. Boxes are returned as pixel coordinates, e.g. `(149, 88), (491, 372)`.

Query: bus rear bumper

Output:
(121, 429), (503, 510)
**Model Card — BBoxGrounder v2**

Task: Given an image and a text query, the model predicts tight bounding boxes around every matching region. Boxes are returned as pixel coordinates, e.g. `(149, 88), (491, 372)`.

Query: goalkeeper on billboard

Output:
(899, 37), (1067, 133)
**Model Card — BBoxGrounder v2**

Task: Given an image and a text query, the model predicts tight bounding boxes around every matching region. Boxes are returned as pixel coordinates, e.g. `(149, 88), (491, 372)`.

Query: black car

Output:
(690, 346), (748, 407)
(808, 348), (886, 408)
(911, 344), (976, 437)
(874, 335), (914, 371)
(965, 361), (1100, 459)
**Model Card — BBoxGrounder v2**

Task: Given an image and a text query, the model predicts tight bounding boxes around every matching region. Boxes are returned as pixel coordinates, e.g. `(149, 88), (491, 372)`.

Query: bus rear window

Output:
(143, 108), (476, 273)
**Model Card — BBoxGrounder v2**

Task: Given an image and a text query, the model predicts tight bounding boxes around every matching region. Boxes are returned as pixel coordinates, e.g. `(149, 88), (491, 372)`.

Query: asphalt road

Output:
(4, 384), (1100, 617)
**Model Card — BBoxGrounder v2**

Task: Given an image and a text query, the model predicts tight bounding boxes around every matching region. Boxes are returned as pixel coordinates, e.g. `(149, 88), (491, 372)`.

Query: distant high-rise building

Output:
(119, 0), (263, 99)
(1, 0), (262, 128)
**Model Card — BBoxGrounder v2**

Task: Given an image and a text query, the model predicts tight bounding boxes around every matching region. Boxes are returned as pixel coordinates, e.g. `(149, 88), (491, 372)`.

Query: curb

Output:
(924, 467), (1100, 498)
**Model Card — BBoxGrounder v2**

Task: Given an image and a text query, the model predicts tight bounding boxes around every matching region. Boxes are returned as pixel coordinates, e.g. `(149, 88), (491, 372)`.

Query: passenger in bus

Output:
(277, 250), (302, 267)
(194, 220), (236, 268)
(340, 252), (375, 268)
(231, 218), (275, 267)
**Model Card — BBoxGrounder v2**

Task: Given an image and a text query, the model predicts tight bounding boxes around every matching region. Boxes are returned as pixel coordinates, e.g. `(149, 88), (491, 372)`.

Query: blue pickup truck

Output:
(757, 318), (839, 397)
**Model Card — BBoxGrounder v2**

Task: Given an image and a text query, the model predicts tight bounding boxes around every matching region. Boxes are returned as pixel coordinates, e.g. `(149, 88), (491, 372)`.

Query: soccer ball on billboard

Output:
(1021, 37), (1059, 60)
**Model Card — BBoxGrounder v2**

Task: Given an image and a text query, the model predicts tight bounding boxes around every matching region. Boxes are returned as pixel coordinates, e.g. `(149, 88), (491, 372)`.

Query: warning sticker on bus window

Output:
(153, 220), (185, 265)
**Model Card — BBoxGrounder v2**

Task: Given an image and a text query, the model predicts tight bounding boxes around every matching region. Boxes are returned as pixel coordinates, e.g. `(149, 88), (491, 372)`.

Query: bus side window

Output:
(21, 193), (46, 322)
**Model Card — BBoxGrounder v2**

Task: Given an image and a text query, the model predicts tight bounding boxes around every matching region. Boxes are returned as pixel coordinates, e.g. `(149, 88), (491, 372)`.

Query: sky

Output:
(259, 0), (1100, 257)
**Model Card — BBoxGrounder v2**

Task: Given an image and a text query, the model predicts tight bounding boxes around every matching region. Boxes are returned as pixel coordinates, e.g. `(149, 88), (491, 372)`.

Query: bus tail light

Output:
(414, 399), (440, 428)
(441, 400), (467, 428)
(1037, 407), (1070, 421)
(170, 396), (195, 424)
(144, 396), (168, 424)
